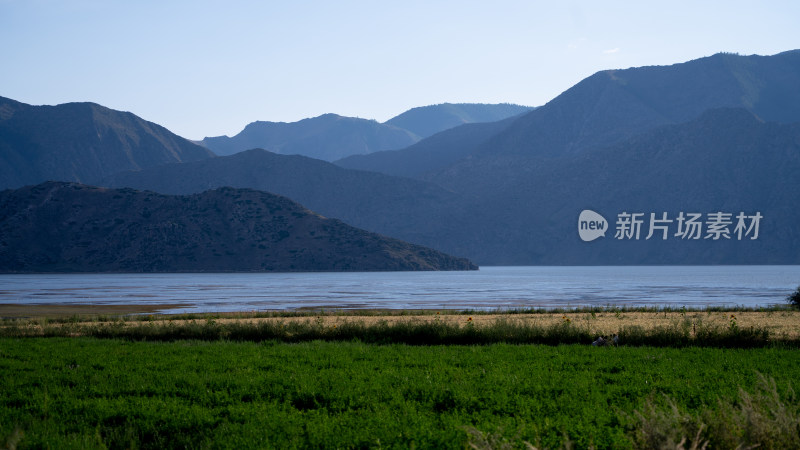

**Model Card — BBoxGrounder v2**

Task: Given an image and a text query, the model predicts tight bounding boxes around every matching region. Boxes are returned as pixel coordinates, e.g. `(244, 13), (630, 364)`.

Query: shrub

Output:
(629, 374), (800, 449)
(788, 285), (800, 309)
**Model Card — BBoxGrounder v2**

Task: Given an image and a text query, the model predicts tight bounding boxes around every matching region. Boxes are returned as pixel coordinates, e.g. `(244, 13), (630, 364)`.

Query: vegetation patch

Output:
(2, 339), (800, 449)
(3, 310), (796, 348)
(788, 285), (800, 309)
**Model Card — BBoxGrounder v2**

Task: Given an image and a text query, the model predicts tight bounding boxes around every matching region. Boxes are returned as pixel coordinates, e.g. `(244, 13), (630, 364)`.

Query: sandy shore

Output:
(0, 303), (188, 317)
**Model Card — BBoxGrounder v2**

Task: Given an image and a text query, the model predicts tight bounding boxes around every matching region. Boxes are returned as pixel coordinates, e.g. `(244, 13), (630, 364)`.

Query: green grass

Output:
(2, 338), (800, 449)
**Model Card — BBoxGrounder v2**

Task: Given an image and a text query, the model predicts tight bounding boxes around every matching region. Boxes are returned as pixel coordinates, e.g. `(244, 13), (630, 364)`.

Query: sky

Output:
(1, 1), (798, 140)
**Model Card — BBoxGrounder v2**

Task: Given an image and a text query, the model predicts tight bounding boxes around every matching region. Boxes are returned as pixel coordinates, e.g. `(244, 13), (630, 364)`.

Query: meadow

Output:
(2, 309), (800, 449)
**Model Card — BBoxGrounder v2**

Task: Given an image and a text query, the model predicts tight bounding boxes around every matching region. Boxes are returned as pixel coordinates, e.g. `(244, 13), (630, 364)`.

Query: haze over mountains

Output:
(4, 50), (800, 267)
(0, 96), (214, 190)
(199, 114), (417, 161)
(101, 149), (469, 252)
(335, 116), (519, 178)
(199, 103), (532, 161)
(102, 108), (800, 265)
(345, 51), (800, 191)
(384, 103), (533, 139)
(426, 50), (800, 195)
(101, 50), (800, 265)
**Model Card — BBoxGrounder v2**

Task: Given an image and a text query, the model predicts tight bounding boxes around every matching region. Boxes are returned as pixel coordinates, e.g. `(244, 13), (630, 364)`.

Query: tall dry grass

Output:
(630, 374), (799, 449)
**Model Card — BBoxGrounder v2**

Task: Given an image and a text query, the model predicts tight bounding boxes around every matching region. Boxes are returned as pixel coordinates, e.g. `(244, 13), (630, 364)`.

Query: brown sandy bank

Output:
(0, 303), (187, 317)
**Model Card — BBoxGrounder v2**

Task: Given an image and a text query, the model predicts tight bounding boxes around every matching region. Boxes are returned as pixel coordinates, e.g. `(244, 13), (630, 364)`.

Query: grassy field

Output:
(2, 308), (799, 448)
(2, 337), (800, 449)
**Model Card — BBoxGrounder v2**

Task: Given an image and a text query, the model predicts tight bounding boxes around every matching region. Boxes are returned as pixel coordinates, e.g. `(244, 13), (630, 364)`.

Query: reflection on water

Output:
(1, 266), (798, 314)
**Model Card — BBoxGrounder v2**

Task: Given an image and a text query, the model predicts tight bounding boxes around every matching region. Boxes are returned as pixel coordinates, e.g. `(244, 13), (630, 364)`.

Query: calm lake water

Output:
(1, 266), (798, 314)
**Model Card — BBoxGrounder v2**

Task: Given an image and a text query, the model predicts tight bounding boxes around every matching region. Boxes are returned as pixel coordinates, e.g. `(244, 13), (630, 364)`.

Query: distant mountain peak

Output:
(199, 103), (533, 160)
(200, 113), (418, 161)
(384, 102), (534, 139)
(0, 96), (214, 190)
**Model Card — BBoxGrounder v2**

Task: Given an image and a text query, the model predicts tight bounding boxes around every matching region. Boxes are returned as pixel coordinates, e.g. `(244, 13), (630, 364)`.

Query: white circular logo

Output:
(578, 210), (607, 242)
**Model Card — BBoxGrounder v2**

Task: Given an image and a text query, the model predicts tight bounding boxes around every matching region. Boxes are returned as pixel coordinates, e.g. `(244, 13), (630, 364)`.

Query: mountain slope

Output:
(447, 108), (800, 264)
(334, 115), (518, 178)
(384, 103), (533, 139)
(0, 182), (477, 272)
(199, 103), (533, 161)
(99, 149), (468, 251)
(200, 114), (418, 160)
(102, 107), (800, 266)
(429, 50), (800, 194)
(0, 97), (214, 189)
(342, 52), (800, 187)
(18, 51), (799, 266)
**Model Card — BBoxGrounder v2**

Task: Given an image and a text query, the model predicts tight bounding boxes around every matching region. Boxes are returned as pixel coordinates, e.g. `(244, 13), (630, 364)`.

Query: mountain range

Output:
(100, 108), (800, 265)
(0, 96), (213, 190)
(0, 182), (477, 272)
(426, 50), (800, 195)
(102, 50), (800, 265)
(4, 50), (800, 267)
(199, 114), (417, 161)
(198, 103), (532, 161)
(345, 51), (800, 192)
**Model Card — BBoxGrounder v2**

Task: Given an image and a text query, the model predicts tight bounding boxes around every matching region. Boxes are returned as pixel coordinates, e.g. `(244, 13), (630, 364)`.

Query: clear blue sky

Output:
(1, 1), (798, 140)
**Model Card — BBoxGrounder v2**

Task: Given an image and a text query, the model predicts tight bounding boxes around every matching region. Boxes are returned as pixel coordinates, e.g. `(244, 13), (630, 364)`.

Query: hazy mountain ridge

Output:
(0, 182), (477, 272)
(101, 51), (800, 265)
(5, 51), (800, 266)
(101, 109), (800, 265)
(427, 50), (800, 194)
(200, 114), (419, 161)
(0, 97), (215, 190)
(334, 115), (519, 178)
(384, 103), (533, 139)
(340, 51), (800, 190)
(199, 103), (532, 161)
(100, 149), (469, 251)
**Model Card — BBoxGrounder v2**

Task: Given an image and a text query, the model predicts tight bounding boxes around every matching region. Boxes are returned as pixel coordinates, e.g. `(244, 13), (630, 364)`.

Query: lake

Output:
(1, 266), (798, 314)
